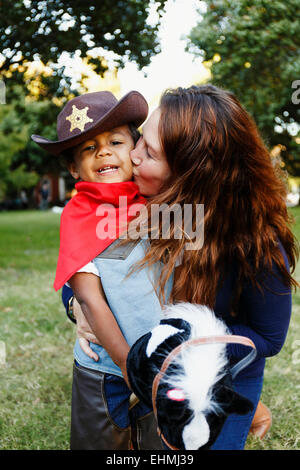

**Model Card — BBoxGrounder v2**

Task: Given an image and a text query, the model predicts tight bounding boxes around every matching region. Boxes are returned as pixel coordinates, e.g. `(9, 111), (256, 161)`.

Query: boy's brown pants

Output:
(70, 362), (164, 450)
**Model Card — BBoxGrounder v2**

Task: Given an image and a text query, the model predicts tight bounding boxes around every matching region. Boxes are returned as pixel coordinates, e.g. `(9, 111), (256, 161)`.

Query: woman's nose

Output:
(130, 147), (142, 166)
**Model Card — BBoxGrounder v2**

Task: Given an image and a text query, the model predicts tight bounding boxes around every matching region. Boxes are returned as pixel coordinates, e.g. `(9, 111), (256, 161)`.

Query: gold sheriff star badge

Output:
(66, 105), (94, 132)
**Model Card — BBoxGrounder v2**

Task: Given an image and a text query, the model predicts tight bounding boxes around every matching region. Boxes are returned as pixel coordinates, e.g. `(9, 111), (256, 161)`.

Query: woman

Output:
(63, 84), (298, 450)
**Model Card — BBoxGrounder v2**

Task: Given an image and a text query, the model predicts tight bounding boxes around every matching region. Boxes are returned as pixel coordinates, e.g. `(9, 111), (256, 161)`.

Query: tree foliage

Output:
(0, 0), (168, 200)
(187, 0), (300, 175)
(0, 84), (59, 200)
(0, 0), (167, 96)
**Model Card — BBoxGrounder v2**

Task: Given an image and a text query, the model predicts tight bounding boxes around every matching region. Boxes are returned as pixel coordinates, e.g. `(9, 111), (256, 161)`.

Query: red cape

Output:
(53, 181), (146, 291)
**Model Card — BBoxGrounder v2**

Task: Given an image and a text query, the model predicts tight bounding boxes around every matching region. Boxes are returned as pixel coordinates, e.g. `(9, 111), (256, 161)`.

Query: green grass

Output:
(0, 208), (299, 450)
(0, 210), (74, 450)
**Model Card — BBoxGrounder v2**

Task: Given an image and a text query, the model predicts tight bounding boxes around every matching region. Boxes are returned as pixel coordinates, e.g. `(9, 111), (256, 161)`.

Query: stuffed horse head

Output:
(127, 302), (256, 450)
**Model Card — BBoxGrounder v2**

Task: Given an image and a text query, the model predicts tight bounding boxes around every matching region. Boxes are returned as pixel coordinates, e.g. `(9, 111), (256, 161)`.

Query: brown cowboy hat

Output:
(31, 90), (148, 156)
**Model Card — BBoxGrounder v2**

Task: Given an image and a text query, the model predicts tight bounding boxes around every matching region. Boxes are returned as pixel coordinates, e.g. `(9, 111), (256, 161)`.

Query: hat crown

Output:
(57, 91), (118, 140)
(31, 90), (148, 156)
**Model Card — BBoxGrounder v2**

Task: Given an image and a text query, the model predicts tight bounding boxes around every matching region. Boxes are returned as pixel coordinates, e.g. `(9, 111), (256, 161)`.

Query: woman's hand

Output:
(73, 297), (100, 361)
(73, 297), (100, 343)
(78, 337), (99, 362)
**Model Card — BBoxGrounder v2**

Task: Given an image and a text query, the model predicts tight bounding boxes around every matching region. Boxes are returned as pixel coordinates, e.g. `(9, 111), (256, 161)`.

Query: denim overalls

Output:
(71, 238), (173, 450)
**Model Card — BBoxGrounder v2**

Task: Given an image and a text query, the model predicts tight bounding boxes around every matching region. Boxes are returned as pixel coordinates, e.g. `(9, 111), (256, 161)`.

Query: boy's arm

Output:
(68, 272), (130, 387)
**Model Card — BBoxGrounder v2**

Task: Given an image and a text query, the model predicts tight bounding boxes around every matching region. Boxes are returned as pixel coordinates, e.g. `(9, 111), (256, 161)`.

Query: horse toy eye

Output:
(167, 388), (186, 401)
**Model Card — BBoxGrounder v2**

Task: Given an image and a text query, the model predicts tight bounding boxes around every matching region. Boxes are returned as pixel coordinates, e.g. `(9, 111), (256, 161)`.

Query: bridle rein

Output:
(151, 334), (257, 450)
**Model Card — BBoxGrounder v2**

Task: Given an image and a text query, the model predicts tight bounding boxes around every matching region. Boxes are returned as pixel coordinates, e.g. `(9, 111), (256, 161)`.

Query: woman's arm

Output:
(62, 283), (101, 358)
(68, 272), (130, 386)
(227, 243), (292, 360)
(62, 284), (77, 323)
(174, 244), (292, 362)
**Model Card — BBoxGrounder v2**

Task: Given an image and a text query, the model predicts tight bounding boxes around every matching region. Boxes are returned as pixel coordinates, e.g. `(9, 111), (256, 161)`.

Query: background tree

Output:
(0, 0), (167, 98)
(187, 0), (300, 176)
(0, 83), (51, 200)
(0, 0), (168, 202)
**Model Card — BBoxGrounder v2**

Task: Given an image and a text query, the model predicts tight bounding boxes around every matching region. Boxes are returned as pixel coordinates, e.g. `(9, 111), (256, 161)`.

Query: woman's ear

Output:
(68, 161), (80, 180)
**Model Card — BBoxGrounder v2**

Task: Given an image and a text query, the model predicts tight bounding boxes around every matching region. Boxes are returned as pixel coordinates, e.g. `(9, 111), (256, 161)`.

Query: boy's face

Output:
(69, 125), (134, 183)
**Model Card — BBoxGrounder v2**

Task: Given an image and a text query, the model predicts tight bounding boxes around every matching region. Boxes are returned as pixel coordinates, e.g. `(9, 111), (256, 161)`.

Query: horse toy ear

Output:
(222, 386), (254, 415)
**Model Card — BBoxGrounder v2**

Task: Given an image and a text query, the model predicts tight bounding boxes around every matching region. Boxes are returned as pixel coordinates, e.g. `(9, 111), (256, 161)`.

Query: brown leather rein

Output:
(151, 334), (256, 451)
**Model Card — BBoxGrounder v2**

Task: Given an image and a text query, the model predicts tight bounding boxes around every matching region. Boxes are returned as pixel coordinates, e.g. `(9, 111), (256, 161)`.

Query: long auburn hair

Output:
(128, 85), (299, 309)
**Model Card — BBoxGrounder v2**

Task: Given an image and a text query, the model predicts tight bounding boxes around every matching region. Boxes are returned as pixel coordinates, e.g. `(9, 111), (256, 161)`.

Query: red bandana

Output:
(53, 181), (146, 291)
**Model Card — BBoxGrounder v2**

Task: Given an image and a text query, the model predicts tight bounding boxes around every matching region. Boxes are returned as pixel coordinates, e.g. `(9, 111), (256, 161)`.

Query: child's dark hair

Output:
(59, 123), (140, 168)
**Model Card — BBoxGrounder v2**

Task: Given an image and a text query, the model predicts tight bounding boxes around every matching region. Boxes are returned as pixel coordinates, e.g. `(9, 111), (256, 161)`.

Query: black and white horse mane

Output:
(127, 302), (255, 450)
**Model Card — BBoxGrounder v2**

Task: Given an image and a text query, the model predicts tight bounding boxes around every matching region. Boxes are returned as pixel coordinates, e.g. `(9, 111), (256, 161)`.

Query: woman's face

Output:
(130, 108), (171, 196)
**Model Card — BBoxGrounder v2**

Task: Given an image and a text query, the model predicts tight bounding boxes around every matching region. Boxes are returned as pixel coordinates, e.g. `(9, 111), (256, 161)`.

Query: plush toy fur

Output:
(127, 302), (254, 450)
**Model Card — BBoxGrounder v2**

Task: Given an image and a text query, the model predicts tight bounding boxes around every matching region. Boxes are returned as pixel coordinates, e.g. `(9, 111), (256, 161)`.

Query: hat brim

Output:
(31, 91), (148, 156)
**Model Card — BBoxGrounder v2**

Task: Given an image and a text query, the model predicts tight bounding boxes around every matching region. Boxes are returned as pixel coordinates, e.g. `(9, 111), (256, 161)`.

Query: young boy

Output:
(60, 122), (144, 385)
(32, 91), (171, 449)
(34, 90), (146, 379)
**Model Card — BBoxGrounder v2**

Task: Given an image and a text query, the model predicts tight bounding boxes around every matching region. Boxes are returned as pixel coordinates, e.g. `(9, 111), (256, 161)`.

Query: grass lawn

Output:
(0, 208), (299, 450)
(0, 210), (74, 449)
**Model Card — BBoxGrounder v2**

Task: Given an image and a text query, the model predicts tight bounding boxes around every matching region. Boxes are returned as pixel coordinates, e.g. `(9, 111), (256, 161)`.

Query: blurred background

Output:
(0, 0), (299, 450)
